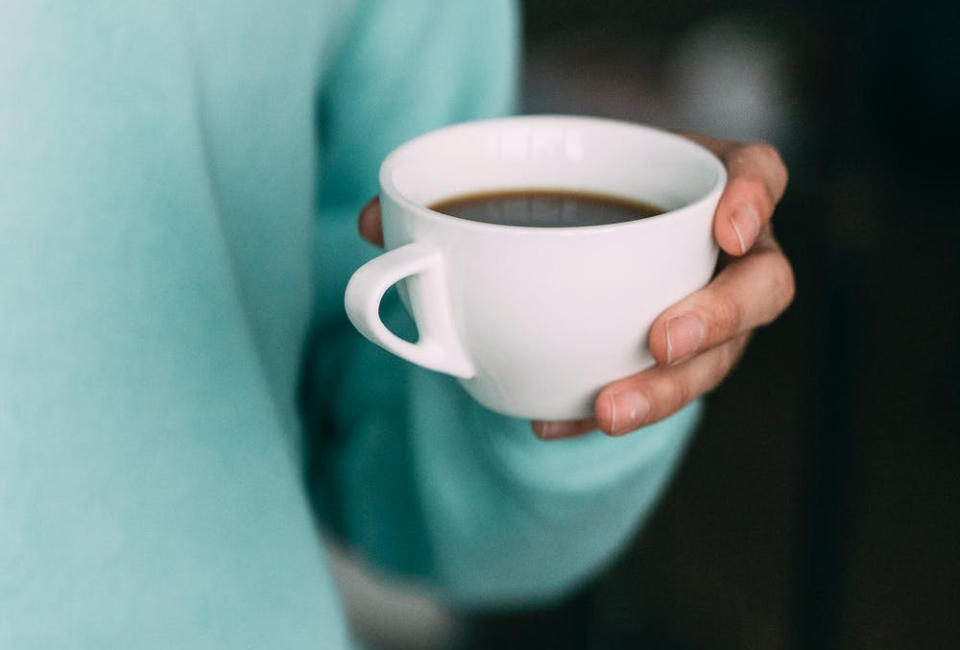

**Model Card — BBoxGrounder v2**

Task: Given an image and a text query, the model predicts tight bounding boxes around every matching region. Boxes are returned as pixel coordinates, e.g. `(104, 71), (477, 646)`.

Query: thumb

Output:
(358, 197), (384, 247)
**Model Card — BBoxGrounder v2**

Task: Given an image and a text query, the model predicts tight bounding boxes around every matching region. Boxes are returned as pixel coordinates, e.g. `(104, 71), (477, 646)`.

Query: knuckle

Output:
(709, 343), (741, 391)
(740, 140), (789, 195)
(771, 255), (797, 312)
(746, 140), (782, 163)
(724, 335), (746, 368)
(746, 140), (786, 173)
(710, 289), (745, 337)
(661, 374), (692, 415)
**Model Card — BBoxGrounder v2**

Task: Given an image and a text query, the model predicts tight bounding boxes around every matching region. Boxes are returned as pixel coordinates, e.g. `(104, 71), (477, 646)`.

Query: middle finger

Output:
(648, 228), (795, 367)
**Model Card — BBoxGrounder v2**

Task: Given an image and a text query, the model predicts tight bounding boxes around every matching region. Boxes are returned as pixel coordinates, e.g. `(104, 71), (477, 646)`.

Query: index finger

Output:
(682, 135), (788, 256)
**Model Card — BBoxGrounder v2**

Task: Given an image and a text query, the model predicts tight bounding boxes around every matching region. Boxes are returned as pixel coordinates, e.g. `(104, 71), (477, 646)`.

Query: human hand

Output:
(356, 134), (793, 439)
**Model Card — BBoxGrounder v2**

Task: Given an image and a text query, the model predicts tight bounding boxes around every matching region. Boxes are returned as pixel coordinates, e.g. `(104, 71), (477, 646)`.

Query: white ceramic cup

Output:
(344, 116), (726, 420)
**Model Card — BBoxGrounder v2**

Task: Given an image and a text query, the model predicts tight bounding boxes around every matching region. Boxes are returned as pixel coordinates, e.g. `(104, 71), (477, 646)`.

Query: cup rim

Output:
(379, 114), (727, 235)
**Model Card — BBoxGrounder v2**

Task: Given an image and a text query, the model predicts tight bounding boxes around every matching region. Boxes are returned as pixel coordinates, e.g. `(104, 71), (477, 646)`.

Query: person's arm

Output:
(306, 0), (702, 606)
(0, 7), (347, 648)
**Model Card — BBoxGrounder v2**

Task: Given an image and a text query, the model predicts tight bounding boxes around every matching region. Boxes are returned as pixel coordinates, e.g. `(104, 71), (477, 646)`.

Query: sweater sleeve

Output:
(307, 0), (700, 606)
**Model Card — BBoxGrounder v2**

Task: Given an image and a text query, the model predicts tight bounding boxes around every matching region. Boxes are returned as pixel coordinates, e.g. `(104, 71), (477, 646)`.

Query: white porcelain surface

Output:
(345, 116), (726, 420)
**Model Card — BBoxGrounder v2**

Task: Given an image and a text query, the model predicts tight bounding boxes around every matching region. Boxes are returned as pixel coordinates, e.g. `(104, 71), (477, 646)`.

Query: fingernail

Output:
(730, 203), (761, 254)
(607, 390), (651, 436)
(666, 314), (705, 365)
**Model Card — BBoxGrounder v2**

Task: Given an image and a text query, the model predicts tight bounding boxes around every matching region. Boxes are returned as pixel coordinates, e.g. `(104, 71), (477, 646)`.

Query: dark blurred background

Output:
(460, 1), (960, 648)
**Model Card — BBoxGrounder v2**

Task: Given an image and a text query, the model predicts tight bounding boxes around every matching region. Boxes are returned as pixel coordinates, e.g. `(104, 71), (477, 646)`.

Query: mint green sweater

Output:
(0, 1), (699, 647)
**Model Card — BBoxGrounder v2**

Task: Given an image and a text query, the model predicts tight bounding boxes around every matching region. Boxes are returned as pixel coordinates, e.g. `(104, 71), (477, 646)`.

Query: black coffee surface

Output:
(430, 189), (664, 227)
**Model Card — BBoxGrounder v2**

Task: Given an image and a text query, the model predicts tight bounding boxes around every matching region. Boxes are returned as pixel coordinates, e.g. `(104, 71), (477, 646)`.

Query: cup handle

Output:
(344, 243), (476, 379)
